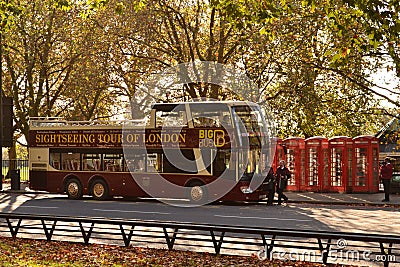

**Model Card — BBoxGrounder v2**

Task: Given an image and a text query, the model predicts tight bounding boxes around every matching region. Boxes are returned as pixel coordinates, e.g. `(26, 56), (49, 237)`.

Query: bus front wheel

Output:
(66, 178), (83, 200)
(91, 180), (109, 200)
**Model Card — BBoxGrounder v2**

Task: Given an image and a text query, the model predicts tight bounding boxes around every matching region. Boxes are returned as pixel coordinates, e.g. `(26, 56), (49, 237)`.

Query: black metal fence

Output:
(0, 212), (399, 266)
(2, 159), (28, 182)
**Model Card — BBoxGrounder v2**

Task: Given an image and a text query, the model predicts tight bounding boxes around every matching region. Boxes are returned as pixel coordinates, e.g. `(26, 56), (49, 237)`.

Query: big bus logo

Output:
(199, 130), (226, 148)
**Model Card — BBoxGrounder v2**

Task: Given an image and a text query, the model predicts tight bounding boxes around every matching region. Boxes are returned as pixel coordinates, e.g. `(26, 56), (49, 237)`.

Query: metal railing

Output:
(2, 159), (28, 182)
(0, 212), (399, 266)
(29, 117), (147, 128)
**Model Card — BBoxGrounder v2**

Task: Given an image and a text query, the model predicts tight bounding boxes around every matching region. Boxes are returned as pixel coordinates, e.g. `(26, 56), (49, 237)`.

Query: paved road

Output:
(0, 193), (399, 235)
(1, 193), (399, 266)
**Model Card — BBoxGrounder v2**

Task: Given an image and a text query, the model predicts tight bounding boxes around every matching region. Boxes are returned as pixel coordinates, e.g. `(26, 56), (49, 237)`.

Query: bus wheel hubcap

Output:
(191, 186), (203, 201)
(68, 183), (78, 196)
(93, 183), (104, 197)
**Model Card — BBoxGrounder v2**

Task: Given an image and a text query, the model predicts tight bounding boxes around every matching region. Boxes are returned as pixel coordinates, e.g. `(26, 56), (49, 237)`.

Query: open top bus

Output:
(28, 101), (274, 203)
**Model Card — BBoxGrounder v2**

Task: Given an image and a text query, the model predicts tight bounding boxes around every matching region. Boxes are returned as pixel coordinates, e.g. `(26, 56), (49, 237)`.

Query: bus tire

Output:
(187, 181), (207, 203)
(66, 178), (83, 200)
(91, 180), (109, 200)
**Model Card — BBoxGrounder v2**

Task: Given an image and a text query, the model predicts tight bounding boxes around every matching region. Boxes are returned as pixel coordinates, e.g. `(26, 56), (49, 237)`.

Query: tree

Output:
(3, 1), (76, 139)
(216, 0), (400, 112)
(2, 0), (120, 140)
(1, 0), (393, 145)
(230, 1), (380, 137)
(206, 0), (396, 137)
(101, 0), (252, 104)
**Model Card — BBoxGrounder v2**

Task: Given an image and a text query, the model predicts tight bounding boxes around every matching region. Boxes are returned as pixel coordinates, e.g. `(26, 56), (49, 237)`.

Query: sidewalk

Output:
(285, 191), (400, 206)
(1, 182), (399, 206)
(0, 182), (32, 193)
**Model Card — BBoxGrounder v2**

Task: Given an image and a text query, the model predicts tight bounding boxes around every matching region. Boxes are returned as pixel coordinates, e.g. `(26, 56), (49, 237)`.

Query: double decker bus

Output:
(28, 101), (274, 203)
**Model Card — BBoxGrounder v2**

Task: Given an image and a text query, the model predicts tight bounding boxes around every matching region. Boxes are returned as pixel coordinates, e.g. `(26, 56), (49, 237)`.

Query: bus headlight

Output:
(240, 186), (253, 194)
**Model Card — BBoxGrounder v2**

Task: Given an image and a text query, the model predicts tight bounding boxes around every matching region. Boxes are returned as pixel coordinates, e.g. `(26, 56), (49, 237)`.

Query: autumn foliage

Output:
(0, 235), (353, 267)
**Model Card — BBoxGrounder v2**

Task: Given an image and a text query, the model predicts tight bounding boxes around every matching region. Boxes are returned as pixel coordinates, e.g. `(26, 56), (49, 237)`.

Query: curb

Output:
(1, 189), (399, 207)
(287, 199), (400, 207)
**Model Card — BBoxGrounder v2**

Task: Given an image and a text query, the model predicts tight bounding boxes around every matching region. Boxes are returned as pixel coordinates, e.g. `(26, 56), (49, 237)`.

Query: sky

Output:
(369, 58), (399, 109)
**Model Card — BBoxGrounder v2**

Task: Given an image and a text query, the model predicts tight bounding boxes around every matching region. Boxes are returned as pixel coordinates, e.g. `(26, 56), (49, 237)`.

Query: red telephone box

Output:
(283, 137), (305, 192)
(272, 138), (284, 172)
(352, 136), (380, 193)
(327, 136), (353, 193)
(304, 137), (329, 192)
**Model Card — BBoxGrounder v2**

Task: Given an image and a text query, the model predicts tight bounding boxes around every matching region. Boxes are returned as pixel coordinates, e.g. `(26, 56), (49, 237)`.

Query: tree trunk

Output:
(6, 140), (17, 179)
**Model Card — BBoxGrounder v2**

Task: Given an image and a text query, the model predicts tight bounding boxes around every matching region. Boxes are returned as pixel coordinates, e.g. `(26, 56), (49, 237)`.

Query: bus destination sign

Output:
(29, 128), (230, 149)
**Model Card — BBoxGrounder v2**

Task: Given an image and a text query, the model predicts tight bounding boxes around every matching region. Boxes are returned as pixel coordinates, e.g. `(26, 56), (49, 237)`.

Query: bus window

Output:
(82, 154), (101, 171)
(191, 103), (231, 128)
(248, 150), (260, 174)
(193, 117), (215, 127)
(238, 149), (261, 181)
(191, 112), (232, 128)
(104, 154), (123, 172)
(128, 158), (144, 172)
(260, 152), (269, 173)
(61, 152), (80, 171)
(147, 153), (161, 172)
(156, 109), (187, 128)
(125, 151), (146, 172)
(232, 105), (268, 148)
(212, 150), (232, 177)
(232, 106), (265, 132)
(50, 153), (61, 170)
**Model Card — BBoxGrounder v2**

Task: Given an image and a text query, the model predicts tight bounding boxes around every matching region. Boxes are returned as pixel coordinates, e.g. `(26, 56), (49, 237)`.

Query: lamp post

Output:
(0, 31), (3, 191)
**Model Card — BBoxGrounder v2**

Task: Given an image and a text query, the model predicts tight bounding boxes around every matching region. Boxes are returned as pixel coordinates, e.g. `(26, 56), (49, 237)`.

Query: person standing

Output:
(380, 157), (393, 202)
(276, 160), (291, 205)
(265, 167), (276, 205)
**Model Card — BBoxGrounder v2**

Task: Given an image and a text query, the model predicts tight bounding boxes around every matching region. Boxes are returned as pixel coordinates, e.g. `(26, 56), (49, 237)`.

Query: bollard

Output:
(10, 169), (20, 191)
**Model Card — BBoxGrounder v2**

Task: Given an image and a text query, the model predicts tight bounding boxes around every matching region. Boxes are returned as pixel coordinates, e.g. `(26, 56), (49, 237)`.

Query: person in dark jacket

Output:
(265, 167), (276, 205)
(276, 160), (291, 205)
(380, 157), (393, 202)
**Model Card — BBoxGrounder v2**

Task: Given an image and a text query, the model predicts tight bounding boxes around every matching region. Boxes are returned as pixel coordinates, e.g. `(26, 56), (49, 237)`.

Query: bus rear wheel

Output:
(91, 180), (109, 200)
(66, 178), (83, 200)
(187, 181), (207, 203)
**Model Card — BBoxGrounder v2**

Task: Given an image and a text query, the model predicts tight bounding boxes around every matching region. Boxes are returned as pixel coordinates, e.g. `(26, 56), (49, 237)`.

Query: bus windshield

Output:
(232, 105), (269, 179)
(232, 105), (267, 145)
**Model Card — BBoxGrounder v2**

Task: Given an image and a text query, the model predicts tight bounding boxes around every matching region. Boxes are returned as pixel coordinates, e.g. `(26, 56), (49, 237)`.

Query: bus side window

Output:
(134, 159), (145, 172)
(50, 153), (61, 170)
(147, 153), (162, 172)
(156, 110), (187, 128)
(103, 154), (123, 172)
(125, 154), (146, 172)
(93, 159), (101, 171)
(82, 154), (101, 171)
(213, 151), (228, 177)
(61, 153), (80, 171)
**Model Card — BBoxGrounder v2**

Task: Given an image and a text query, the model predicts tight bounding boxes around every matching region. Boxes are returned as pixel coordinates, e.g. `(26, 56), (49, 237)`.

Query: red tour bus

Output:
(28, 101), (274, 203)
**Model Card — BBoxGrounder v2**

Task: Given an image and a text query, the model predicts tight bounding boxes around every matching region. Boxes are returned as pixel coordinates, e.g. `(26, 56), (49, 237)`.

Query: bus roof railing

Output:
(29, 117), (147, 128)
